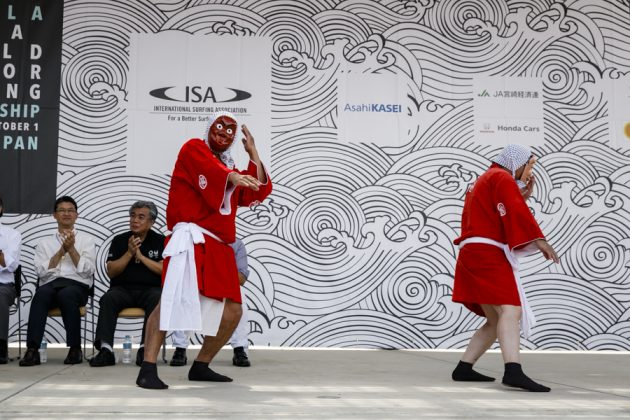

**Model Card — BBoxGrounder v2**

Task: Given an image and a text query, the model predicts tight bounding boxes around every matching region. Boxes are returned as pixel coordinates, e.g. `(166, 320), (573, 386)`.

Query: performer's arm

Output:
(241, 125), (267, 184)
(532, 238), (559, 263)
(226, 125), (269, 191)
(520, 174), (536, 201)
(494, 174), (557, 262)
(235, 126), (272, 206)
(180, 140), (239, 211)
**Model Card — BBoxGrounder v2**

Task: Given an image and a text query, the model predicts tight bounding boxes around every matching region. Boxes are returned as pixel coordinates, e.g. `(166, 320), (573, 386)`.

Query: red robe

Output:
(162, 138), (272, 303)
(452, 164), (544, 316)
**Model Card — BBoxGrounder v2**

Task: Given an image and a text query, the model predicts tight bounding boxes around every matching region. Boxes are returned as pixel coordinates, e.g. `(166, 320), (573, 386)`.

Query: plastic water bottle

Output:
(39, 338), (47, 363)
(122, 335), (132, 364)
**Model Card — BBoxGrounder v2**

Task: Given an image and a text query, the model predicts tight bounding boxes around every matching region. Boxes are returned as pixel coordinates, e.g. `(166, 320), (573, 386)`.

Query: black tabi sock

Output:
(452, 360), (495, 382)
(136, 361), (169, 390)
(502, 362), (550, 392)
(188, 360), (233, 382)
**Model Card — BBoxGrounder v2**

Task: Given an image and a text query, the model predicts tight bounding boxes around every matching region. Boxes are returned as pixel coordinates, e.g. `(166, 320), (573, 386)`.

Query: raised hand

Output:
(241, 125), (258, 158)
(521, 174), (536, 200)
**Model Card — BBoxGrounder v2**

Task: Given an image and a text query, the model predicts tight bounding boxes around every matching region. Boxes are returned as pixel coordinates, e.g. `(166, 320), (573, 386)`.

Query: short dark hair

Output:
(129, 200), (158, 221)
(54, 196), (78, 212)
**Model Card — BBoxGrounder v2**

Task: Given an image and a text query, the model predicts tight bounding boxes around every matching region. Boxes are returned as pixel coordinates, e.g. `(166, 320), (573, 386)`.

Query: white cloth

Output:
(199, 295), (226, 337)
(459, 236), (536, 338)
(492, 144), (531, 177)
(170, 289), (248, 348)
(159, 222), (226, 336)
(0, 222), (21, 285)
(34, 231), (96, 287)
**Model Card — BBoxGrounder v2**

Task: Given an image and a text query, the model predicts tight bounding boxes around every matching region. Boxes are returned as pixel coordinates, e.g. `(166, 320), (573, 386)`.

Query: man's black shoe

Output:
(135, 346), (144, 367)
(89, 348), (115, 367)
(169, 347), (187, 367)
(232, 346), (250, 367)
(19, 348), (40, 366)
(64, 347), (83, 364)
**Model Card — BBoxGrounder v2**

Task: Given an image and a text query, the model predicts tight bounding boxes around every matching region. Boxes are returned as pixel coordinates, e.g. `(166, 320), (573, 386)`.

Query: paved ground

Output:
(1, 346), (629, 419)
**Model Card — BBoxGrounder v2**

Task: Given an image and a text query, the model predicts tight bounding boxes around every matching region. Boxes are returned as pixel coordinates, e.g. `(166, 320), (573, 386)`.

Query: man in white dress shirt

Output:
(0, 196), (22, 364)
(20, 196), (96, 366)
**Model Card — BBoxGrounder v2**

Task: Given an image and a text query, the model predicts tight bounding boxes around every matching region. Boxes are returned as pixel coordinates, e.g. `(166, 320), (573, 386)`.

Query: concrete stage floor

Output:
(0, 346), (629, 419)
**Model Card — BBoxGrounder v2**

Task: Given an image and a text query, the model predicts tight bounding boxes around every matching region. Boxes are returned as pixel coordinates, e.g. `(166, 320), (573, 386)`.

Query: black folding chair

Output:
(117, 307), (167, 363)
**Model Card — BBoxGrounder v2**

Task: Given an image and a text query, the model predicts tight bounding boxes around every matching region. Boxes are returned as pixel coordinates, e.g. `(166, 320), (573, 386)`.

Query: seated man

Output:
(20, 196), (96, 366)
(90, 201), (164, 367)
(169, 238), (251, 367)
(0, 196), (22, 364)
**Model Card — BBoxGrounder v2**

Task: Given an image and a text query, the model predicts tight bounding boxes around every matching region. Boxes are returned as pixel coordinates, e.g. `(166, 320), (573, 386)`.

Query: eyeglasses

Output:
(56, 209), (76, 214)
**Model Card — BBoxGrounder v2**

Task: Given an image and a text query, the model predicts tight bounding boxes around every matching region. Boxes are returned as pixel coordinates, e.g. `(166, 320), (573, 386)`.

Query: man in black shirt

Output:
(90, 201), (165, 367)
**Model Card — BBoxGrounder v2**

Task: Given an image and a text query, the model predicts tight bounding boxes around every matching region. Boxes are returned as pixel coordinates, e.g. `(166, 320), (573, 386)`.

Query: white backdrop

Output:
(127, 32), (272, 173)
(5, 0), (630, 351)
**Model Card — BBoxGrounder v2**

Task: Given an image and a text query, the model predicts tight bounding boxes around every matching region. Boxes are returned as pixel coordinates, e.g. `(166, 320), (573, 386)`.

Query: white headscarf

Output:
(492, 144), (532, 178)
(203, 111), (239, 169)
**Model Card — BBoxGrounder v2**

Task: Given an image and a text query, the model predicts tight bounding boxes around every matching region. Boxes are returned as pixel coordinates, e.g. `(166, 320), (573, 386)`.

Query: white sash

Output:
(159, 222), (226, 336)
(459, 237), (536, 338)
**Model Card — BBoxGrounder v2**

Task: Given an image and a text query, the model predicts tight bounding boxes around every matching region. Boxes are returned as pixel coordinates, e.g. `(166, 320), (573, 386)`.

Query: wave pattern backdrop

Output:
(6, 0), (630, 350)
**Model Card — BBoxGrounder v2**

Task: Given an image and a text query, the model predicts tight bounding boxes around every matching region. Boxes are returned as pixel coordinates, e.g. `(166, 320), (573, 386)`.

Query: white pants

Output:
(230, 289), (249, 349)
(171, 288), (249, 350)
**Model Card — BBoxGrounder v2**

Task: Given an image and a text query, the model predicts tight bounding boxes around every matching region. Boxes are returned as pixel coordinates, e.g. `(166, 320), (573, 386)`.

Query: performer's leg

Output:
(137, 287), (162, 346)
(188, 299), (241, 382)
(452, 304), (498, 382)
(496, 304), (550, 392)
(495, 304), (521, 363)
(196, 299), (241, 362)
(141, 301), (166, 363)
(136, 301), (168, 389)
(463, 304), (499, 363)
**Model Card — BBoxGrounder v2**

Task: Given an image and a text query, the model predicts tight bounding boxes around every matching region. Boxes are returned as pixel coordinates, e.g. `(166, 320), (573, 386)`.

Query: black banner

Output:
(0, 0), (63, 214)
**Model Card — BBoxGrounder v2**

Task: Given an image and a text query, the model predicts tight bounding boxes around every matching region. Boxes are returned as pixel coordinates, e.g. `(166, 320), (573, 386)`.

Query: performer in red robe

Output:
(137, 112), (272, 389)
(451, 144), (559, 392)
